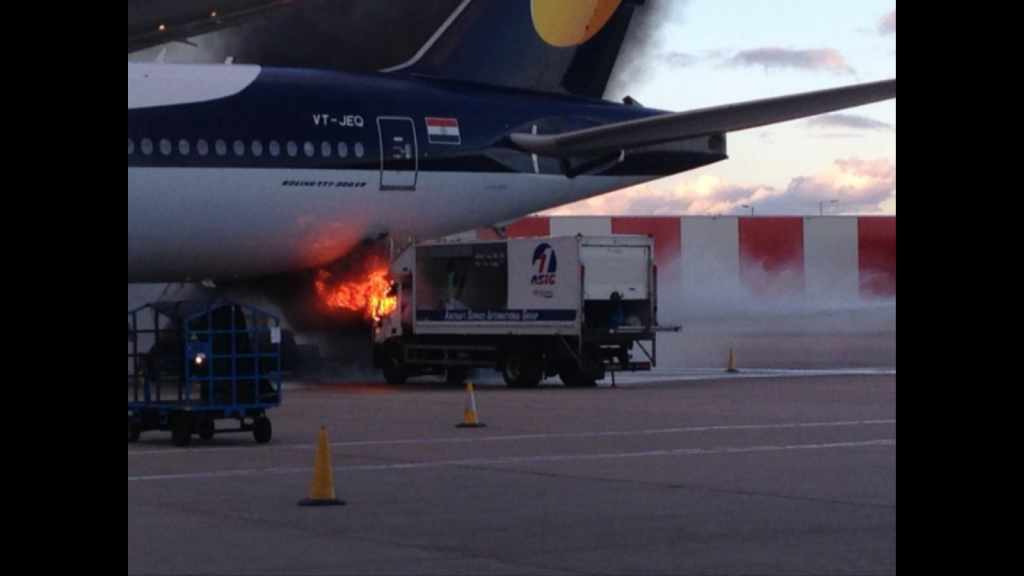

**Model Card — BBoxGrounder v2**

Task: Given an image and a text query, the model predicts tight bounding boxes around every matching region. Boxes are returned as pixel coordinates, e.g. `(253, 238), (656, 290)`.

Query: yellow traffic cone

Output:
(298, 427), (346, 507)
(457, 382), (487, 429)
(726, 349), (740, 374)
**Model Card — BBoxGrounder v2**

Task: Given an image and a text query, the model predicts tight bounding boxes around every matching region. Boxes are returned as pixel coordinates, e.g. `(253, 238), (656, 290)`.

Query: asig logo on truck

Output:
(532, 244), (558, 287)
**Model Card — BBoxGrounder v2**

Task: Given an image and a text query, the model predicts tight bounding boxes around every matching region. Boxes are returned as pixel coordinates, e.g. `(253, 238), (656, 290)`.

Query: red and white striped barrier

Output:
(470, 216), (897, 301)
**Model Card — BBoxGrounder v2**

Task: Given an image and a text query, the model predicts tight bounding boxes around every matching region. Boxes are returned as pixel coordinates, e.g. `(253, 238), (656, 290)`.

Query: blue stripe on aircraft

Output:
(128, 68), (727, 177)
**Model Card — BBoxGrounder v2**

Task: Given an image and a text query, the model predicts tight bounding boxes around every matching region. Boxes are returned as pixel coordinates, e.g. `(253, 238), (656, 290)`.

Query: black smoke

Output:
(605, 0), (693, 101)
(131, 0), (464, 71)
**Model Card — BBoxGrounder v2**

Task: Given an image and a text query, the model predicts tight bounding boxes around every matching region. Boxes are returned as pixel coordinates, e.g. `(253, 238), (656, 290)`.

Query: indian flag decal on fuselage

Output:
(426, 118), (462, 145)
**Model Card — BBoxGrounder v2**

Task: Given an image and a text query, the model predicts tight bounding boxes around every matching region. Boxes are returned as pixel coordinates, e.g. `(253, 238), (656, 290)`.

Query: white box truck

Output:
(373, 236), (670, 388)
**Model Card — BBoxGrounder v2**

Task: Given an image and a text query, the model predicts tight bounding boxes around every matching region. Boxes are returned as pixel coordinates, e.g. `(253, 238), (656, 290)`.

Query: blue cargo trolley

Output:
(128, 300), (283, 447)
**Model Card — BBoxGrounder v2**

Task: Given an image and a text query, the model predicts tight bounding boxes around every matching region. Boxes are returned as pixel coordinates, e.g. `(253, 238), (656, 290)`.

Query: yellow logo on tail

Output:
(532, 0), (624, 47)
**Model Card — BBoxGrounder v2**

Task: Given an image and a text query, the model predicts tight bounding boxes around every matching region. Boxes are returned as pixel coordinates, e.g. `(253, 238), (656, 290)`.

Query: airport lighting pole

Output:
(820, 200), (839, 216)
(742, 205), (755, 216)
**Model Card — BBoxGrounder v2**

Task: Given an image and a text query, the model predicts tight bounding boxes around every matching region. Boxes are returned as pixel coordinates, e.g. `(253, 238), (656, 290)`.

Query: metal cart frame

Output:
(128, 300), (282, 447)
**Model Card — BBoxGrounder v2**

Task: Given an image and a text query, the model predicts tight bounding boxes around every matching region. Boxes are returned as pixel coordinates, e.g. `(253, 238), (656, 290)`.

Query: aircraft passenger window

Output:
(304, 142), (316, 158)
(197, 140), (210, 157)
(178, 140), (191, 156)
(128, 139), (135, 155)
(269, 141), (281, 157)
(216, 140), (228, 156)
(234, 141), (246, 157)
(287, 142), (298, 158)
(355, 143), (365, 159)
(141, 139), (154, 155)
(252, 141), (264, 157)
(160, 139), (172, 156)
(338, 143), (349, 158)
(322, 142), (332, 158)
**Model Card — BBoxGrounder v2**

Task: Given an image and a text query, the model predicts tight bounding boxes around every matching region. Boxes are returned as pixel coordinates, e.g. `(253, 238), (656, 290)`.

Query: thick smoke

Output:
(605, 0), (693, 101)
(654, 253), (897, 371)
(216, 243), (394, 375)
(127, 244), (395, 379)
(129, 0), (464, 70)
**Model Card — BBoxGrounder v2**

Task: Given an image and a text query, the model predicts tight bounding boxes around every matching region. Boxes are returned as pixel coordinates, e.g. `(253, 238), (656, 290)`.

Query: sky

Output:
(551, 0), (897, 218)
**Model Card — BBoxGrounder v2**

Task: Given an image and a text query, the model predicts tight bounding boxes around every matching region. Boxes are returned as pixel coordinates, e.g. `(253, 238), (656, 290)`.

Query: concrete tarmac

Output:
(128, 373), (897, 575)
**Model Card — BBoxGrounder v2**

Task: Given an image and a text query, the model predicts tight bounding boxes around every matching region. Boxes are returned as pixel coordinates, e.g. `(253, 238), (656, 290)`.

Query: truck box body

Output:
(405, 236), (654, 336)
(377, 236), (663, 388)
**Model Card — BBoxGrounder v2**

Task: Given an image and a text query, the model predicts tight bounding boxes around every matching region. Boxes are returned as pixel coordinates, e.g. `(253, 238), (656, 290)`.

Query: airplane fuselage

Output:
(127, 63), (727, 282)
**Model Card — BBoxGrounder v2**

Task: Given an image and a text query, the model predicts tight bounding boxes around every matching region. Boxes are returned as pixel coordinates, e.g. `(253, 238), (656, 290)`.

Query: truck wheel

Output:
(503, 348), (543, 389)
(446, 368), (469, 387)
(560, 366), (598, 388)
(128, 418), (141, 444)
(382, 344), (409, 385)
(171, 417), (192, 448)
(254, 417), (273, 444)
(198, 420), (216, 441)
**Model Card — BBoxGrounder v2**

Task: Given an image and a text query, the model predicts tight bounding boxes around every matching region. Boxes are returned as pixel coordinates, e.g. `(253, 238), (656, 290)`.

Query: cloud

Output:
(880, 11), (897, 35)
(545, 175), (760, 217)
(545, 159), (897, 217)
(727, 48), (856, 75)
(660, 52), (698, 69)
(763, 158), (897, 215)
(879, 192), (897, 214)
(808, 114), (896, 132)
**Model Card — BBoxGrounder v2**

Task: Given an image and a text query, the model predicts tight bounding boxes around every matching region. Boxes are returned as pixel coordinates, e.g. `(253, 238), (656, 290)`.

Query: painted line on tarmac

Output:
(128, 439), (896, 483)
(609, 368), (898, 384)
(128, 419), (897, 457)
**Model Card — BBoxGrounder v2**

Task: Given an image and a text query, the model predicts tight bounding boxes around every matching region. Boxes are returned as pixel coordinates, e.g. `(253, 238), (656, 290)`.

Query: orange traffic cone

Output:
(298, 427), (346, 507)
(726, 349), (740, 374)
(457, 382), (487, 429)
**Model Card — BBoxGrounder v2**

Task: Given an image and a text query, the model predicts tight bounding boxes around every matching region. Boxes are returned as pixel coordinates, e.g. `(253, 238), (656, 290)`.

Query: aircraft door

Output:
(377, 117), (419, 191)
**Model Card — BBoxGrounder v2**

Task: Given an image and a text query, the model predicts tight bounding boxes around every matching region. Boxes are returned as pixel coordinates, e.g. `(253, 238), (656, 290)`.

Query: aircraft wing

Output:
(128, 0), (319, 54)
(511, 79), (897, 158)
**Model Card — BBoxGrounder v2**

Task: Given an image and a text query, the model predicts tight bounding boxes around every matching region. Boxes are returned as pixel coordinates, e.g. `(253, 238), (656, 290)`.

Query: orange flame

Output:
(315, 267), (398, 321)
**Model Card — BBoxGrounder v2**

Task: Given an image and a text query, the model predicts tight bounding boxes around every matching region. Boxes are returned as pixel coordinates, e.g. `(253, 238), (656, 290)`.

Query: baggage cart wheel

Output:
(254, 417), (273, 445)
(128, 418), (141, 444)
(198, 420), (216, 441)
(172, 417), (192, 448)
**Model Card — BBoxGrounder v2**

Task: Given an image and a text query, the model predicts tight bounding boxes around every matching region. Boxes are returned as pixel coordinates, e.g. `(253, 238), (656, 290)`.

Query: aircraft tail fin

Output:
(384, 0), (647, 99)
